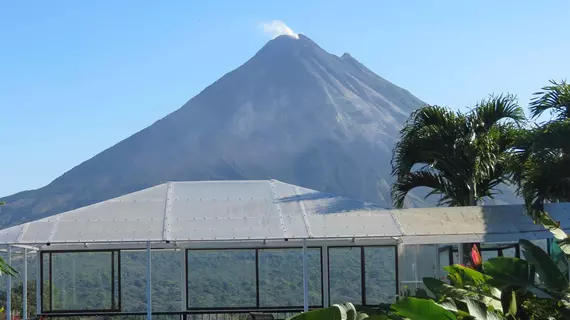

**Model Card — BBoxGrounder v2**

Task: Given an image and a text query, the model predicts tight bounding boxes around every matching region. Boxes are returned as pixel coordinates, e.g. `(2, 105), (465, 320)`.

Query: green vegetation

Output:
(389, 238), (570, 319)
(288, 302), (393, 320)
(382, 79), (570, 319)
(391, 94), (524, 208)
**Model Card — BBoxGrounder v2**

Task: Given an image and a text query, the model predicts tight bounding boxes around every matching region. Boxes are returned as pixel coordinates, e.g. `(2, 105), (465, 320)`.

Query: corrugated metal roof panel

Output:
(0, 180), (568, 247)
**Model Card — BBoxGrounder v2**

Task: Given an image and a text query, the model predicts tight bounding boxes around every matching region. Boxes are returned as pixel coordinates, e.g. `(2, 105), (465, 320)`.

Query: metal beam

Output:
(321, 245), (329, 307)
(302, 239), (308, 312)
(180, 249), (187, 312)
(6, 245), (12, 320)
(23, 248), (28, 320)
(33, 238), (400, 252)
(36, 251), (40, 315)
(146, 241), (152, 320)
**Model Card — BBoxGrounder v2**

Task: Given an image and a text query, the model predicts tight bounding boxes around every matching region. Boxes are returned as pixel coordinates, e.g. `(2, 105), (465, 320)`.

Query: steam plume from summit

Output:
(260, 20), (299, 39)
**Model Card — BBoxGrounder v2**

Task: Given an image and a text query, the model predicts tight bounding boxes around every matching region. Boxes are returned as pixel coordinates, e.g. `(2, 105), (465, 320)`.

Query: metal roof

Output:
(0, 180), (568, 248)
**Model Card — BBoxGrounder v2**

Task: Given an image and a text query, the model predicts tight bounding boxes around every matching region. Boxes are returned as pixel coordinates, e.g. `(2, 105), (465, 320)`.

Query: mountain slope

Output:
(2, 34), (433, 227)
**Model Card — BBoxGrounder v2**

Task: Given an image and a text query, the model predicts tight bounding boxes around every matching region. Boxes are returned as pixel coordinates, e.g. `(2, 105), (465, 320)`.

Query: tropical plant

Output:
(391, 94), (525, 208)
(391, 94), (525, 263)
(287, 302), (399, 320)
(389, 239), (570, 319)
(510, 80), (570, 220)
(528, 79), (570, 121)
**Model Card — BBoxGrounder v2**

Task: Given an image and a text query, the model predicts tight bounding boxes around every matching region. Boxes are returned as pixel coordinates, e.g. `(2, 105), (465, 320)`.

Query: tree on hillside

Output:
(390, 95), (525, 263)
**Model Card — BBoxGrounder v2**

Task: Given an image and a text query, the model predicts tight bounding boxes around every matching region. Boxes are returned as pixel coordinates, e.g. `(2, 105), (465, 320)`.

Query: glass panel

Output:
(329, 247), (362, 305)
(530, 239), (548, 253)
(481, 250), (499, 262)
(452, 249), (459, 265)
(121, 250), (184, 312)
(151, 250), (182, 311)
(417, 245), (437, 279)
(120, 250), (146, 312)
(51, 252), (114, 311)
(438, 246), (452, 278)
(42, 253), (51, 312)
(364, 247), (396, 305)
(0, 252), (7, 313)
(258, 248), (322, 307)
(502, 247), (517, 258)
(187, 249), (256, 308)
(398, 245), (417, 294)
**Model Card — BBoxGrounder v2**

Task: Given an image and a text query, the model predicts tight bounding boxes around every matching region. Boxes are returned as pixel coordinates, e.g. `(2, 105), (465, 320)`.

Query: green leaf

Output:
(423, 277), (502, 310)
(465, 298), (505, 320)
(482, 257), (535, 289)
(538, 213), (570, 256)
(444, 264), (492, 287)
(288, 305), (346, 320)
(0, 256), (17, 277)
(391, 297), (457, 320)
(440, 298), (471, 318)
(520, 239), (569, 292)
(500, 288), (517, 317)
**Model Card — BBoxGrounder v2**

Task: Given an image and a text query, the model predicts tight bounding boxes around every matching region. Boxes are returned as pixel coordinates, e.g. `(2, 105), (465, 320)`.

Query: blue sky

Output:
(1, 1), (569, 196)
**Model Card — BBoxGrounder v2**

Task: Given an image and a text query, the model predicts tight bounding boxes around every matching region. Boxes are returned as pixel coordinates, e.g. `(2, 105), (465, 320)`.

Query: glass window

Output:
(41, 253), (51, 312)
(121, 250), (183, 312)
(481, 250), (499, 262)
(187, 249), (256, 309)
(258, 248), (322, 307)
(364, 247), (396, 304)
(502, 246), (517, 258)
(328, 247), (362, 305)
(45, 251), (119, 311)
(120, 250), (146, 312)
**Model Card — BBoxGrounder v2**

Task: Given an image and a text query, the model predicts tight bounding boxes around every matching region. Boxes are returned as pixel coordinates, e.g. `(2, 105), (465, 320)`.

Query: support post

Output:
(23, 248), (28, 320)
(180, 249), (187, 312)
(36, 251), (40, 315)
(302, 239), (309, 312)
(434, 245), (440, 280)
(396, 243), (402, 300)
(458, 243), (464, 265)
(6, 245), (12, 320)
(321, 245), (329, 307)
(146, 241), (152, 320)
(414, 244), (419, 288)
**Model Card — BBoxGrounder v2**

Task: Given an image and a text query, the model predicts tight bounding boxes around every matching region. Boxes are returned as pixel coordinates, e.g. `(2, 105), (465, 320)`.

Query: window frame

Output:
(40, 249), (122, 314)
(326, 245), (398, 306)
(185, 247), (324, 312)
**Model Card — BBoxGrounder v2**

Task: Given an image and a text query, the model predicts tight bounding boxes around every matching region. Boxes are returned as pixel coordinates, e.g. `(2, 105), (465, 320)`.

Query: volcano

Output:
(1, 34), (434, 227)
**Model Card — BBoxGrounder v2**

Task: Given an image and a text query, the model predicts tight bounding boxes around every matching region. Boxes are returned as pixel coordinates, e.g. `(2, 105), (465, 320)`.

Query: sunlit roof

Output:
(0, 180), (567, 249)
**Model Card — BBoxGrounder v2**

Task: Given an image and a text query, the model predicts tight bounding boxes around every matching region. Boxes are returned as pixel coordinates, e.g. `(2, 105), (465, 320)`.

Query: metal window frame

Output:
(39, 249), (122, 314)
(185, 246), (324, 312)
(327, 245), (398, 306)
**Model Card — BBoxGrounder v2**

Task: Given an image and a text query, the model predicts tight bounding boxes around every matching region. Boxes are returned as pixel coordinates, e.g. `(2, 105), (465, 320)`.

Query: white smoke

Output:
(259, 20), (299, 39)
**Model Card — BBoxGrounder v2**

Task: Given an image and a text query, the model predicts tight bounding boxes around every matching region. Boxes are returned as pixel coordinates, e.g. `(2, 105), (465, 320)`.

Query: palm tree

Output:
(512, 80), (570, 216)
(529, 79), (570, 121)
(391, 94), (525, 263)
(391, 94), (524, 207)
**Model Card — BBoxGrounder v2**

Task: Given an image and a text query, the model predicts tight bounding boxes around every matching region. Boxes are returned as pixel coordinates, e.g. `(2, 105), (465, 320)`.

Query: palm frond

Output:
(391, 170), (454, 208)
(472, 94), (525, 131)
(529, 79), (570, 121)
